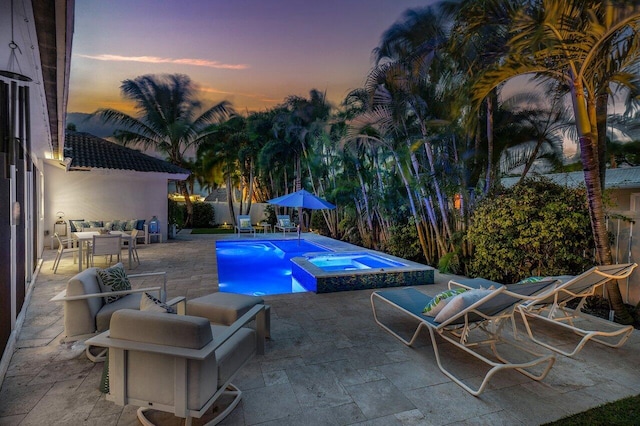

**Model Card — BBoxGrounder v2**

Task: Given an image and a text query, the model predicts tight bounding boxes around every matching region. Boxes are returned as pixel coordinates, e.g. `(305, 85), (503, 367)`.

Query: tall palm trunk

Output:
(484, 96), (494, 194)
(573, 78), (633, 324)
(178, 181), (193, 228)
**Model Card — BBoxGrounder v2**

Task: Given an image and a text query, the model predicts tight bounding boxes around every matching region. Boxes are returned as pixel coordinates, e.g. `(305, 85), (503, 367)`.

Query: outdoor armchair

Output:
(51, 266), (185, 361)
(86, 305), (265, 425)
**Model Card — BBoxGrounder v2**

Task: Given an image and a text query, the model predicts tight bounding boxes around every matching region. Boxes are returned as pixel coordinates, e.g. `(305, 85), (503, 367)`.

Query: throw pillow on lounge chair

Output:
(240, 218), (251, 228)
(422, 288), (467, 316)
(434, 289), (493, 323)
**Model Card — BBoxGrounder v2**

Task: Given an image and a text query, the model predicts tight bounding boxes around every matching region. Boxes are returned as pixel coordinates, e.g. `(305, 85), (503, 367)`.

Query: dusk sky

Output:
(68, 0), (434, 115)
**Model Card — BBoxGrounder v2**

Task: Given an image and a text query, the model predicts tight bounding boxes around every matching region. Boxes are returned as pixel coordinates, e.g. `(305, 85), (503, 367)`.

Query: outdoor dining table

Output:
(72, 231), (133, 271)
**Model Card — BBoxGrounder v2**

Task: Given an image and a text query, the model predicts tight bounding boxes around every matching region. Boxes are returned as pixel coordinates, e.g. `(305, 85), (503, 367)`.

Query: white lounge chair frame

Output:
(516, 263), (638, 357)
(371, 283), (556, 396)
(235, 215), (256, 237)
(275, 215), (297, 236)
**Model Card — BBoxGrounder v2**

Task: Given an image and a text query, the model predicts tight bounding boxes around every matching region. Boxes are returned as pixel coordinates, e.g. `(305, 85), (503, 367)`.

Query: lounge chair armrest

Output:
(166, 296), (187, 315)
(448, 278), (503, 290)
(128, 271), (167, 296)
(51, 286), (162, 302)
(209, 304), (266, 349)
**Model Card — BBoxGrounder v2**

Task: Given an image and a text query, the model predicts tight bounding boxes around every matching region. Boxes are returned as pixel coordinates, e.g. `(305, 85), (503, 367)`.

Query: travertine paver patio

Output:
(0, 232), (639, 425)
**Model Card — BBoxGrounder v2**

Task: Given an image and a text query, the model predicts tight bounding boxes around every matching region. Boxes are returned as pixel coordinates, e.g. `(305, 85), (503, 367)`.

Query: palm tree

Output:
(94, 74), (233, 227)
(472, 0), (640, 323)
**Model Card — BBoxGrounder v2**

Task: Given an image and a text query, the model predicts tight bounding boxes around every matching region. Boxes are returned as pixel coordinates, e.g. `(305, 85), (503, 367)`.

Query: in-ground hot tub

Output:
(291, 251), (434, 293)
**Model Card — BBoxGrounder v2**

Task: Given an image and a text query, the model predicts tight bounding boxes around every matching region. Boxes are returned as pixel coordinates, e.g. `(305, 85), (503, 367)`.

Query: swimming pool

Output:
(216, 239), (330, 296)
(216, 239), (435, 296)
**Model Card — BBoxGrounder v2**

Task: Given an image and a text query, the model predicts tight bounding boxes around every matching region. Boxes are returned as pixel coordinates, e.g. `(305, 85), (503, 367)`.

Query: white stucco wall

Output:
(43, 161), (174, 246)
(210, 201), (269, 226)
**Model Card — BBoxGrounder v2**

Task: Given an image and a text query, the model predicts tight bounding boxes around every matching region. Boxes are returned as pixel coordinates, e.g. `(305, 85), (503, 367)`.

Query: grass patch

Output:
(544, 394), (640, 425)
(190, 228), (234, 235)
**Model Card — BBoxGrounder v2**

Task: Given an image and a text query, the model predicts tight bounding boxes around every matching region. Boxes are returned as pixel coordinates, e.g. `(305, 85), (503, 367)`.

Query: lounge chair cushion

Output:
(97, 263), (132, 303)
(422, 288), (467, 316)
(435, 289), (493, 323)
(140, 292), (176, 314)
(278, 218), (291, 227)
(95, 293), (143, 332)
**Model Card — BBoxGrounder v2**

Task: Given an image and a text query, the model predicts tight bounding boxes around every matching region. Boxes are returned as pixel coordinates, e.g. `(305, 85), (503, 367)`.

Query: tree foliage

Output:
(466, 177), (595, 283)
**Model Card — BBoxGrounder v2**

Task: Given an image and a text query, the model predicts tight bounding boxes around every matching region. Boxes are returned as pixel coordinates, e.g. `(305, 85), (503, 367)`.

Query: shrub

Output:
(466, 177), (594, 283)
(168, 198), (184, 228)
(191, 202), (215, 228)
(380, 220), (423, 263)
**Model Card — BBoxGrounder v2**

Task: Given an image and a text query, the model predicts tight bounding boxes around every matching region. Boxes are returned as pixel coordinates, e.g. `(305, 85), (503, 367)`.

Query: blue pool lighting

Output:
(216, 239), (330, 296)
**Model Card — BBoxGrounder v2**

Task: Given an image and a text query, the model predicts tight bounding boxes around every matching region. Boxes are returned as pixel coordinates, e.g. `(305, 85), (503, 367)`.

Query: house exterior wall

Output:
(608, 189), (640, 307)
(44, 163), (170, 244)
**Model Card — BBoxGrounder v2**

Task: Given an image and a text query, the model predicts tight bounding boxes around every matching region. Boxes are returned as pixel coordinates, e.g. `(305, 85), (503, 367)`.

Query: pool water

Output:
(308, 254), (405, 271)
(216, 239), (330, 296)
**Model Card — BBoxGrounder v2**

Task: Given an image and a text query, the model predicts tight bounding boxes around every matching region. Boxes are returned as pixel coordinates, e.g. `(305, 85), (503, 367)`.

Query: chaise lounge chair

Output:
(513, 263), (638, 357)
(235, 215), (256, 237)
(275, 215), (297, 236)
(371, 280), (557, 396)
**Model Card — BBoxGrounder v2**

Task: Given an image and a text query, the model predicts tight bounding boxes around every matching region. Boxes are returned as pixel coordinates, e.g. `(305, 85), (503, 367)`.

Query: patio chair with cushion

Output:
(512, 263), (638, 357)
(371, 280), (558, 396)
(235, 215), (255, 237)
(50, 264), (185, 361)
(90, 234), (122, 266)
(122, 229), (140, 264)
(275, 215), (297, 236)
(85, 304), (266, 425)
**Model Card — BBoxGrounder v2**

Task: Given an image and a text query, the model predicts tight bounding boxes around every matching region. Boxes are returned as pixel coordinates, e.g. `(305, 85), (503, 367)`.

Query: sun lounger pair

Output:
(371, 262), (637, 395)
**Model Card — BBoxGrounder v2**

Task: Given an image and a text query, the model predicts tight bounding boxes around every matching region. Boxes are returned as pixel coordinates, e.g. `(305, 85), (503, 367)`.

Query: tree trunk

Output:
(179, 181), (193, 228)
(484, 96), (494, 194)
(579, 134), (634, 324)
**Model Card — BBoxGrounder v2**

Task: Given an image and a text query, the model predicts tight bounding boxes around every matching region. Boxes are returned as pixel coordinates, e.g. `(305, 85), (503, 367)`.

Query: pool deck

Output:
(1, 231), (639, 425)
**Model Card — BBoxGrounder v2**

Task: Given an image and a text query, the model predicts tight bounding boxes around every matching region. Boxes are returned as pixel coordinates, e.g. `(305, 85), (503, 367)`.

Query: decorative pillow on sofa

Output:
(96, 263), (132, 304)
(434, 289), (494, 323)
(422, 288), (467, 316)
(69, 219), (85, 232)
(140, 292), (176, 314)
(135, 219), (146, 231)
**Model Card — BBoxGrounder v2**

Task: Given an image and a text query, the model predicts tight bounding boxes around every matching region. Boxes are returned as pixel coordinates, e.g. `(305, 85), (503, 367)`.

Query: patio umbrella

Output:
(267, 189), (336, 210)
(267, 189), (335, 243)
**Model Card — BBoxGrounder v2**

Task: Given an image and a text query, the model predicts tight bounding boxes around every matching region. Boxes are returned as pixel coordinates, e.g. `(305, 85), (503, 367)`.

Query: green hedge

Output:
(466, 177), (595, 283)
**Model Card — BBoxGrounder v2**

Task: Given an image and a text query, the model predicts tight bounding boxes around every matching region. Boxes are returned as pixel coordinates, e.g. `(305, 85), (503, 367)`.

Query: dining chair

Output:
(122, 229), (140, 264)
(52, 232), (79, 274)
(90, 234), (122, 267)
